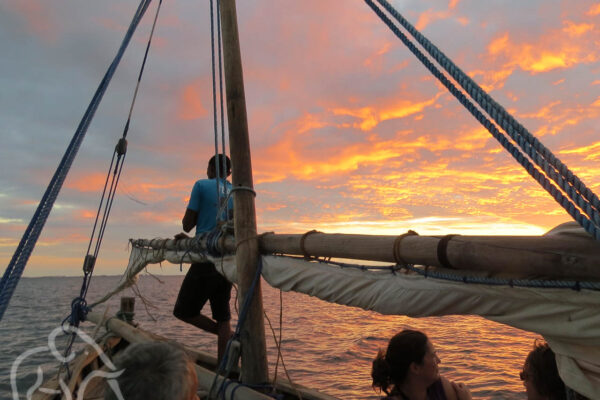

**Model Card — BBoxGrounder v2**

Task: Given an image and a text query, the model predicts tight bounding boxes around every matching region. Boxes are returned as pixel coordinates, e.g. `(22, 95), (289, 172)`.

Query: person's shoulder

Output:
(439, 376), (458, 400)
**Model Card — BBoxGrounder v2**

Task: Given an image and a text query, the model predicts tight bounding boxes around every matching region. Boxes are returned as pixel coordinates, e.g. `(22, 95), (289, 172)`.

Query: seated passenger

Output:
(521, 341), (568, 400)
(104, 341), (199, 400)
(372, 329), (471, 400)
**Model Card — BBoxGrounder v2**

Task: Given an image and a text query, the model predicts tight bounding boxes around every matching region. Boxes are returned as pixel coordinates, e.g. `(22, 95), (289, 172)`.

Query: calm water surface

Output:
(0, 276), (536, 399)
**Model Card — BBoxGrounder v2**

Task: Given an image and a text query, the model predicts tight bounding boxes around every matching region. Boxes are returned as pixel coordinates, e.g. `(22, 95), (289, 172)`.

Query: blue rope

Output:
(372, 0), (600, 229)
(363, 0), (600, 240)
(281, 255), (600, 291)
(0, 0), (153, 322)
(211, 258), (265, 399)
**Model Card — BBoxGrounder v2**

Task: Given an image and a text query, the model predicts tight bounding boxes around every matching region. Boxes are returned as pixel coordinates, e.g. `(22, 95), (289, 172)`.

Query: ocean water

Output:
(0, 275), (536, 399)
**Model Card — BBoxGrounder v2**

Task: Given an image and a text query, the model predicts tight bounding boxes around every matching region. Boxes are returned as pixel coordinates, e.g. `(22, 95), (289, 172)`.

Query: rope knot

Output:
(68, 297), (90, 328)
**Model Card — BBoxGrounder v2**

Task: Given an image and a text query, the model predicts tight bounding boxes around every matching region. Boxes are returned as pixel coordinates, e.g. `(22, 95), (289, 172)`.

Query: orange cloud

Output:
(332, 92), (443, 131)
(66, 173), (109, 192)
(476, 29), (598, 90)
(415, 8), (468, 31)
(562, 20), (594, 36)
(178, 82), (207, 120)
(518, 100), (600, 137)
(560, 141), (600, 161)
(587, 3), (600, 16)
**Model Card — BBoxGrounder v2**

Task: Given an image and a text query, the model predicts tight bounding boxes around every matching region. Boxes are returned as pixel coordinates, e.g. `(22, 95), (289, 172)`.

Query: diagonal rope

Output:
(210, 0), (223, 206)
(364, 0), (600, 240)
(0, 0), (154, 322)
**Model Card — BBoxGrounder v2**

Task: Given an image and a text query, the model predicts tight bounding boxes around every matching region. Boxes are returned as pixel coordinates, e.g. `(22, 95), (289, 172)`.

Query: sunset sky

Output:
(1, 0), (599, 276)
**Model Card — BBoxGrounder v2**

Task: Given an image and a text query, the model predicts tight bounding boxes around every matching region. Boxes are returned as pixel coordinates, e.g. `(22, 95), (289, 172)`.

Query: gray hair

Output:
(105, 341), (193, 400)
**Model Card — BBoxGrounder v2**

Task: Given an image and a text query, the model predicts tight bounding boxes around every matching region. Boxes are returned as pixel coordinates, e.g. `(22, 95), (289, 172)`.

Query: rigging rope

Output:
(364, 0), (600, 240)
(289, 255), (600, 291)
(58, 0), (163, 374)
(0, 0), (154, 322)
(373, 0), (600, 228)
(210, 0), (223, 200)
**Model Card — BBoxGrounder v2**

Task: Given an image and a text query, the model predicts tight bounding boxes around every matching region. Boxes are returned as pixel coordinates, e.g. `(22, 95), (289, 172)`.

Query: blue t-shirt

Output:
(187, 178), (233, 235)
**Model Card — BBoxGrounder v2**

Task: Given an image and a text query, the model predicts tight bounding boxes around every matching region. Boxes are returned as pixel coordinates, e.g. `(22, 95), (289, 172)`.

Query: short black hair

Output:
(525, 342), (566, 400)
(208, 154), (232, 177)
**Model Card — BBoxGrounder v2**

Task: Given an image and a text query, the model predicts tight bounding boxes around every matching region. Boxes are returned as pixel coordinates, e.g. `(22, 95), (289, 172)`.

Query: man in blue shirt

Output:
(173, 154), (233, 361)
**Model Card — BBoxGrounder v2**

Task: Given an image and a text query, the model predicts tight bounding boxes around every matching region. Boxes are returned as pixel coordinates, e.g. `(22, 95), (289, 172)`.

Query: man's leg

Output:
(178, 314), (219, 335)
(217, 320), (232, 362)
(174, 263), (216, 332)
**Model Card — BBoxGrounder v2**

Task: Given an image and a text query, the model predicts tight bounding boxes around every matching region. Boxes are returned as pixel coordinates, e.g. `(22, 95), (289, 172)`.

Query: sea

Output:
(0, 275), (536, 399)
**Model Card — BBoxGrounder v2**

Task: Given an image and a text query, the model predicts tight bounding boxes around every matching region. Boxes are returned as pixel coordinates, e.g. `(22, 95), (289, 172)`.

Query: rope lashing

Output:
(0, 0), (154, 323)
(300, 230), (321, 260)
(372, 0), (600, 229)
(393, 230), (418, 265)
(206, 228), (224, 257)
(436, 234), (459, 269)
(363, 0), (600, 241)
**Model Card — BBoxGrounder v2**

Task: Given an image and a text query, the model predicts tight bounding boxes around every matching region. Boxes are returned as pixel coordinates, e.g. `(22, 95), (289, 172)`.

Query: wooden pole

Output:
(133, 230), (600, 280)
(219, 0), (269, 384)
(258, 232), (600, 280)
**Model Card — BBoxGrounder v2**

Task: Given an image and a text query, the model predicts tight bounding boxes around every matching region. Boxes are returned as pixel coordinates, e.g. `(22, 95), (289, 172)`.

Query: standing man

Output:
(173, 154), (233, 361)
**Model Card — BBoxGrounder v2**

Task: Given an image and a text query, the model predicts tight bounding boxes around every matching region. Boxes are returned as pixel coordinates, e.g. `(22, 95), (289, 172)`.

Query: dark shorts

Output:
(173, 261), (232, 322)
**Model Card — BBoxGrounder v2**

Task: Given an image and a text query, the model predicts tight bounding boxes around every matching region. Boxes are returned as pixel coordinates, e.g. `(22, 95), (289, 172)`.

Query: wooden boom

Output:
(134, 229), (600, 280)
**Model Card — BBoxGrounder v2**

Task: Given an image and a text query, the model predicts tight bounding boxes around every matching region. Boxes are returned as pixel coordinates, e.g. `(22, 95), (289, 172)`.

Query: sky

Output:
(1, 0), (599, 276)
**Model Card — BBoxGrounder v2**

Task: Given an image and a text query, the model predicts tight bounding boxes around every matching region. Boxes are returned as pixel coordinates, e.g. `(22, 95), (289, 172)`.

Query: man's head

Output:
(207, 154), (232, 179)
(105, 341), (199, 400)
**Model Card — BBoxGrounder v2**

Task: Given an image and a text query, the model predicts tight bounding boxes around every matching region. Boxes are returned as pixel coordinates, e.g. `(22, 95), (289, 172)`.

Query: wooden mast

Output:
(219, 0), (269, 384)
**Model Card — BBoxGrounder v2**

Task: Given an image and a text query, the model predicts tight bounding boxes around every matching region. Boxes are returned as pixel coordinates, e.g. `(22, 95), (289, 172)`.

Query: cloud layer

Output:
(1, 0), (599, 275)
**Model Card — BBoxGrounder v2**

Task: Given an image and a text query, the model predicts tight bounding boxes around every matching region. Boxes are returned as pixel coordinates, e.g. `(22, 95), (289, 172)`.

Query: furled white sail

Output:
(96, 225), (600, 398)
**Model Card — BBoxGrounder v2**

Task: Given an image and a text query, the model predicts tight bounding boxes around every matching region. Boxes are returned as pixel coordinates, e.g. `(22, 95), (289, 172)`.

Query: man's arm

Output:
(182, 208), (198, 232)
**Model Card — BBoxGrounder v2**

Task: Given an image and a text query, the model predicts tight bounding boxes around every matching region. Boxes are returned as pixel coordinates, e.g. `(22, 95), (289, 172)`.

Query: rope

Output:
(364, 0), (600, 240)
(282, 255), (600, 291)
(209, 258), (265, 399)
(393, 230), (418, 265)
(436, 234), (459, 269)
(57, 0), (162, 375)
(216, 0), (231, 220)
(210, 0), (222, 202)
(264, 294), (304, 400)
(299, 230), (321, 260)
(0, 0), (154, 322)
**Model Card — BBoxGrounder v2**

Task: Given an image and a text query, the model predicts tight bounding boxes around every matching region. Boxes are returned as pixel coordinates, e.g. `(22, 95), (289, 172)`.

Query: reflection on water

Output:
(0, 276), (535, 399)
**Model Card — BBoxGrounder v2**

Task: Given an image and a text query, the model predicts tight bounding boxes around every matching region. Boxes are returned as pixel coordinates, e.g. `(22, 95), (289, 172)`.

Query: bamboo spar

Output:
(256, 232), (600, 280)
(219, 0), (269, 385)
(134, 230), (600, 279)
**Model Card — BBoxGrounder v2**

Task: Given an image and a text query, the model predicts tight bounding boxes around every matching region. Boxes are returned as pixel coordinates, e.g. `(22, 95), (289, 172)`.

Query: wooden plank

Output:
(219, 0), (269, 385)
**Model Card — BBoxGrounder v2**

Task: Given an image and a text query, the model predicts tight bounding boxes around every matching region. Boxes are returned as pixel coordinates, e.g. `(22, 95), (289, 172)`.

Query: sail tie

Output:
(436, 234), (459, 270)
(364, 0), (600, 240)
(393, 230), (419, 266)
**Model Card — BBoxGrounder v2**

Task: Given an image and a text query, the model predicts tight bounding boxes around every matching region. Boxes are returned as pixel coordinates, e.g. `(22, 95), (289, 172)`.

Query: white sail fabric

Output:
(97, 224), (599, 398)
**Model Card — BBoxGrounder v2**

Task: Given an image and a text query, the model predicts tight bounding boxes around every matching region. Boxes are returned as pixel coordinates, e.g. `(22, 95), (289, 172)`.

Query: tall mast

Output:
(219, 0), (269, 384)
